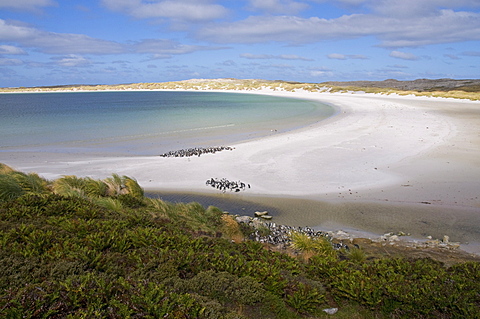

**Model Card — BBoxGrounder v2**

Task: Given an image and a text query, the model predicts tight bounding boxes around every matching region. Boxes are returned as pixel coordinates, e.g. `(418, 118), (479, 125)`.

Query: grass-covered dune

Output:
(2, 78), (479, 101)
(1, 163), (480, 318)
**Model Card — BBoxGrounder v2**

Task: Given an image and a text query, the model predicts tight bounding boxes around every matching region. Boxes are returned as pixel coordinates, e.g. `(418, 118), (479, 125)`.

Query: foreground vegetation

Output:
(1, 78), (479, 101)
(1, 163), (479, 318)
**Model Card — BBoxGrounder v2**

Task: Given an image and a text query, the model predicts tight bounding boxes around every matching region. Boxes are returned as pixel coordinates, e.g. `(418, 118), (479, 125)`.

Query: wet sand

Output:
(3, 89), (480, 253)
(147, 190), (480, 254)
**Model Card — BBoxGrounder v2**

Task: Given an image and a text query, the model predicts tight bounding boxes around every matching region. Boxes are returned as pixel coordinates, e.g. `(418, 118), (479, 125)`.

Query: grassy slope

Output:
(1, 164), (480, 318)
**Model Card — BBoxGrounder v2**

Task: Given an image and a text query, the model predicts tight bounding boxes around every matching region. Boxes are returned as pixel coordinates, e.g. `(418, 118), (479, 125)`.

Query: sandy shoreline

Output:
(2, 89), (480, 252)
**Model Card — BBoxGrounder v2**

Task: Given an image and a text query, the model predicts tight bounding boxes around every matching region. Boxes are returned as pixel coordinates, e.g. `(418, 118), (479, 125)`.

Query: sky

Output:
(0, 0), (479, 87)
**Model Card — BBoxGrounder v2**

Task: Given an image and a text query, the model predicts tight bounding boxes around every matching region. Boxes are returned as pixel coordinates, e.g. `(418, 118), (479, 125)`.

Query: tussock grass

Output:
(93, 196), (124, 211)
(290, 231), (337, 261)
(346, 247), (367, 263)
(1, 164), (479, 318)
(0, 174), (25, 201)
(0, 167), (49, 201)
(9, 171), (49, 194)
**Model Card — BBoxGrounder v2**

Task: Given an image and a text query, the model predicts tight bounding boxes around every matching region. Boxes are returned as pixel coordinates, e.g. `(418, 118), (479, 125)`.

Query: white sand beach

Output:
(3, 89), (480, 251)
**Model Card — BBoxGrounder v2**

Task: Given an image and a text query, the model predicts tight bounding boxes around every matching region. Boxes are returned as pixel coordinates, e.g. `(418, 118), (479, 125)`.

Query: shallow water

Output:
(0, 91), (333, 155)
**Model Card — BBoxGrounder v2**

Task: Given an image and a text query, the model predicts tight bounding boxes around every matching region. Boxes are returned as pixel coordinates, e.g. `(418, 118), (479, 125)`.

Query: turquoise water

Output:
(0, 91), (334, 156)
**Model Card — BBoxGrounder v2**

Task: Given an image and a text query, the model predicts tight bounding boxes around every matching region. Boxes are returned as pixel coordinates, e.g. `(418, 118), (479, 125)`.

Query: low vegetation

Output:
(1, 163), (479, 318)
(326, 85), (480, 100)
(2, 78), (479, 100)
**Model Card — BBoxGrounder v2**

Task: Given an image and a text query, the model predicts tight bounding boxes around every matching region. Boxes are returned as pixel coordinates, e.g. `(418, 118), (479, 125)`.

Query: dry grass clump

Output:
(51, 174), (144, 199)
(0, 165), (146, 214)
(0, 163), (15, 174)
(221, 214), (244, 243)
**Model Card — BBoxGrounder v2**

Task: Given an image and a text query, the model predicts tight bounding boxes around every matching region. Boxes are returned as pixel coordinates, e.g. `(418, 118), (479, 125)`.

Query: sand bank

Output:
(3, 89), (480, 251)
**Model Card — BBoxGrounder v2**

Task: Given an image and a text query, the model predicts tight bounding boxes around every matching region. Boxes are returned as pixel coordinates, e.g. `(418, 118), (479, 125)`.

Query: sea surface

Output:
(0, 91), (334, 156)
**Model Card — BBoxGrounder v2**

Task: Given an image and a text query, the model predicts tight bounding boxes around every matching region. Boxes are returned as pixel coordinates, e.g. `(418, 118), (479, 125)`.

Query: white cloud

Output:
(0, 45), (27, 55)
(311, 0), (480, 17)
(0, 19), (125, 55)
(444, 54), (460, 60)
(388, 64), (409, 69)
(279, 54), (314, 61)
(240, 53), (313, 61)
(368, 0), (480, 17)
(196, 7), (480, 48)
(101, 0), (228, 22)
(378, 10), (480, 47)
(0, 0), (56, 11)
(134, 39), (226, 58)
(308, 65), (332, 77)
(310, 70), (327, 76)
(462, 51), (480, 57)
(351, 54), (368, 59)
(389, 51), (420, 61)
(261, 63), (296, 69)
(339, 0), (368, 5)
(51, 55), (91, 67)
(247, 0), (308, 14)
(327, 53), (368, 60)
(220, 60), (236, 66)
(34, 33), (125, 55)
(0, 58), (23, 66)
(198, 16), (328, 44)
(309, 66), (334, 77)
(240, 53), (271, 59)
(327, 53), (347, 60)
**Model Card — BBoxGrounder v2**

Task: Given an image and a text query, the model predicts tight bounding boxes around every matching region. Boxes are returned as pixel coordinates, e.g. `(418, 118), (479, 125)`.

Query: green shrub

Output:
(93, 196), (124, 211)
(115, 193), (146, 208)
(1, 193), (108, 220)
(285, 281), (324, 314)
(1, 165), (480, 318)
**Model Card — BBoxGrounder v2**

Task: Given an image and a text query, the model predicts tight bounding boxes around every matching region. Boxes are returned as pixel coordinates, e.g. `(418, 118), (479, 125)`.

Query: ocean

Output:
(0, 91), (334, 156)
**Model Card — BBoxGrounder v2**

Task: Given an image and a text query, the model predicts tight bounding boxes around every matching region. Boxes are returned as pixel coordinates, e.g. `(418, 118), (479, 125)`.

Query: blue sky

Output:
(1, 0), (479, 87)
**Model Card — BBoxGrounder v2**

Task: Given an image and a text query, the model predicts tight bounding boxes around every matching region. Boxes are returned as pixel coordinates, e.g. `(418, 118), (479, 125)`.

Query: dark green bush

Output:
(165, 270), (260, 304)
(1, 166), (479, 318)
(116, 193), (147, 208)
(2, 275), (206, 318)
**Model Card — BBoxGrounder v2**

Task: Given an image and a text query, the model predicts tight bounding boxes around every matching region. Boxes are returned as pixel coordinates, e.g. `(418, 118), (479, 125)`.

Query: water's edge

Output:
(146, 190), (480, 255)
